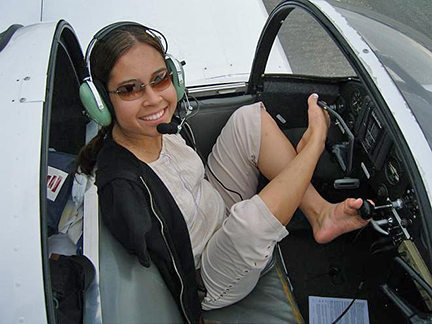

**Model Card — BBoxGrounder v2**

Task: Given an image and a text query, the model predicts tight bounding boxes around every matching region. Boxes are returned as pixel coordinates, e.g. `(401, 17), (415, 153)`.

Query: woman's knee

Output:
(228, 102), (264, 133)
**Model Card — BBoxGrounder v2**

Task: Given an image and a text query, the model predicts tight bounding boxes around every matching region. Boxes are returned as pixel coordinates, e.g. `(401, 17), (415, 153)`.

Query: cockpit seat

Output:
(99, 221), (304, 323)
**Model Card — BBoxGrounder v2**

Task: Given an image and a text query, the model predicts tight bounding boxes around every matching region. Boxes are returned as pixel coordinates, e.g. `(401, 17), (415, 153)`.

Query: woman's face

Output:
(108, 42), (178, 138)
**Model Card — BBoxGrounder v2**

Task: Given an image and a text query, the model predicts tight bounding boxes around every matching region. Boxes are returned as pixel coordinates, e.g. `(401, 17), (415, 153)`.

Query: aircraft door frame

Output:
(40, 20), (88, 324)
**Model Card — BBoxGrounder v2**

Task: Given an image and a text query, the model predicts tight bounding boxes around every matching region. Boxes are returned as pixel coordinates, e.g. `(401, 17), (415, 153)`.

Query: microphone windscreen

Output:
(157, 122), (178, 134)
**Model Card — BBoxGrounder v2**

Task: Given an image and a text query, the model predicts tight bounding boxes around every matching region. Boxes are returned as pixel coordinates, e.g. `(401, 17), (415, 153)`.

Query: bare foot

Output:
(296, 128), (311, 154)
(313, 198), (369, 244)
(296, 93), (330, 154)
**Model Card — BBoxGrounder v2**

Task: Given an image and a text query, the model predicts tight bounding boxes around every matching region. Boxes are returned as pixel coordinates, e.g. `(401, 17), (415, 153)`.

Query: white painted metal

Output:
(40, 0), (290, 86)
(0, 22), (58, 324)
(310, 0), (432, 210)
(0, 0), (42, 30)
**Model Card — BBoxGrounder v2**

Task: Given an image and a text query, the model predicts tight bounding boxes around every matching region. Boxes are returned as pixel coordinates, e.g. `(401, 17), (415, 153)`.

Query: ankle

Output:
(311, 203), (335, 244)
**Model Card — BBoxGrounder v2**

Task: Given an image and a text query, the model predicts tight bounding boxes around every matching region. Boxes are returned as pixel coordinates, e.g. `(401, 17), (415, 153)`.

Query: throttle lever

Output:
(359, 200), (375, 220)
(359, 199), (405, 220)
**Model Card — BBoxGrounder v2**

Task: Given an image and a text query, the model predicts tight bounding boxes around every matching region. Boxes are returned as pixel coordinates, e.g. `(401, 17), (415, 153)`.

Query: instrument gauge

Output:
(385, 156), (403, 185)
(350, 89), (363, 116)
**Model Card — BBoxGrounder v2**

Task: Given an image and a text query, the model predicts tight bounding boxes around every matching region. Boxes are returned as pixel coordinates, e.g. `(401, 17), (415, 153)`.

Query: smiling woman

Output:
(107, 42), (178, 153)
(72, 20), (370, 324)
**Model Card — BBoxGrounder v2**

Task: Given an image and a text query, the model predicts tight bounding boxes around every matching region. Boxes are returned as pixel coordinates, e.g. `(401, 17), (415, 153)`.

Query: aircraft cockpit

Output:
(2, 1), (432, 323)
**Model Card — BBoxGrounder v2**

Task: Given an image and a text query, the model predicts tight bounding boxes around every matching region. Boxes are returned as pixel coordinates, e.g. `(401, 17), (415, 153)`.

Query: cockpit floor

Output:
(279, 221), (408, 324)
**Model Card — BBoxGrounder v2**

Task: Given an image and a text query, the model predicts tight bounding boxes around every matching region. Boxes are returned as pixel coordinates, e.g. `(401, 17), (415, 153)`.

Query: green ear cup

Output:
(165, 54), (186, 101)
(79, 82), (112, 126)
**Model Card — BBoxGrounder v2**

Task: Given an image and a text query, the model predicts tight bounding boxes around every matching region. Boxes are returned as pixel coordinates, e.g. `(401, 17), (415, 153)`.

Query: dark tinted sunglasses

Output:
(108, 69), (172, 101)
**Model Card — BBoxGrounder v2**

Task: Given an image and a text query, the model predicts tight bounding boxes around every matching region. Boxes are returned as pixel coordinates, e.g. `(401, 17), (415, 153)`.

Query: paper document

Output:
(309, 296), (369, 324)
(47, 166), (68, 201)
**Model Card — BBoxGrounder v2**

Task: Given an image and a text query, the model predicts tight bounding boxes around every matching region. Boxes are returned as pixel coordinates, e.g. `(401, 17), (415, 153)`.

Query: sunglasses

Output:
(108, 69), (172, 101)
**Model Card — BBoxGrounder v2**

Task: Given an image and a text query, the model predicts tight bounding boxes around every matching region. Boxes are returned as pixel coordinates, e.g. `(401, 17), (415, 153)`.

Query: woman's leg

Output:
(202, 101), (288, 310)
(201, 95), (367, 310)
(200, 194), (288, 310)
(257, 94), (367, 243)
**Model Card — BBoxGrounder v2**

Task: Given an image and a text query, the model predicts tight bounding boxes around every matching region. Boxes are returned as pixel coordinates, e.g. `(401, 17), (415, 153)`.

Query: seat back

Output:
(99, 221), (183, 324)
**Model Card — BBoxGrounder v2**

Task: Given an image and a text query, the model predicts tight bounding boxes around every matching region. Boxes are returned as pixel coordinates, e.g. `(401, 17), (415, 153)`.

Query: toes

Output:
(308, 93), (319, 105)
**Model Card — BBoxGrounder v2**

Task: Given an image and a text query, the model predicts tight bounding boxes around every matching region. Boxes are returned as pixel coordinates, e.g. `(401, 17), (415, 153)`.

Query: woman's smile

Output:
(139, 107), (167, 122)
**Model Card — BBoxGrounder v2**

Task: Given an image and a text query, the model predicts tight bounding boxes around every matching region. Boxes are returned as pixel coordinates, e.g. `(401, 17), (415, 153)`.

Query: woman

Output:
(77, 23), (368, 323)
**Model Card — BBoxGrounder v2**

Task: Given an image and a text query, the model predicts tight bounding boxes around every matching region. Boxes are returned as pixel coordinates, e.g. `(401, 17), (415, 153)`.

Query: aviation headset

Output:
(79, 21), (186, 126)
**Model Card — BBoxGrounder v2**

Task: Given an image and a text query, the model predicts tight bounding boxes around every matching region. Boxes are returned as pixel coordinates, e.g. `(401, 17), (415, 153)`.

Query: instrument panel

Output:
(337, 82), (404, 194)
(330, 81), (432, 318)
(331, 81), (421, 242)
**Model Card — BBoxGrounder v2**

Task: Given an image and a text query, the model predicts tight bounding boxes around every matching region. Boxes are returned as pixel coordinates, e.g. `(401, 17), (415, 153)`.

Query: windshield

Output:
(264, 6), (356, 78)
(333, 4), (432, 148)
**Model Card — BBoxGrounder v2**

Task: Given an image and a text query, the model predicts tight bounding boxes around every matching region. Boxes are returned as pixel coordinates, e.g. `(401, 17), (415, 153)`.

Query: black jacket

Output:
(95, 134), (202, 324)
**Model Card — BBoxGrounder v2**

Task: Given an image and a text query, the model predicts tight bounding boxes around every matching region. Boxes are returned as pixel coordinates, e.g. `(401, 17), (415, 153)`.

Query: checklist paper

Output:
(309, 296), (369, 324)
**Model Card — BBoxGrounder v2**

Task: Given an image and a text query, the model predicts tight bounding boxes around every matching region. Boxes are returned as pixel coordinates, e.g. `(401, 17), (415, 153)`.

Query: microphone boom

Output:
(157, 122), (179, 134)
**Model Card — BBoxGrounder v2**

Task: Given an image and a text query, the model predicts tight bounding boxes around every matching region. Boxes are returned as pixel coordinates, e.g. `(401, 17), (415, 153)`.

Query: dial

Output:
(385, 156), (403, 185)
(350, 89), (363, 116)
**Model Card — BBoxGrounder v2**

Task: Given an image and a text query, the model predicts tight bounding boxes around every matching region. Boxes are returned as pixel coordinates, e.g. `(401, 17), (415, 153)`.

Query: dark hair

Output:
(76, 25), (165, 174)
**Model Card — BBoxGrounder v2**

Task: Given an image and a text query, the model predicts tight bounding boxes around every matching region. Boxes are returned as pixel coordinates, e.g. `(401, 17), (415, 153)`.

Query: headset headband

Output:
(84, 22), (169, 82)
